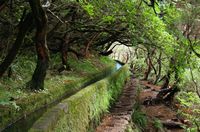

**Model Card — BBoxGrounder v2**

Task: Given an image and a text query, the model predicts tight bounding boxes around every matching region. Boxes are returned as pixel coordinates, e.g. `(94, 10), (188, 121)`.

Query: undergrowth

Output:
(131, 83), (147, 132)
(153, 118), (164, 132)
(0, 53), (115, 130)
(132, 103), (147, 131)
(176, 91), (200, 132)
(0, 53), (112, 106)
(29, 65), (129, 132)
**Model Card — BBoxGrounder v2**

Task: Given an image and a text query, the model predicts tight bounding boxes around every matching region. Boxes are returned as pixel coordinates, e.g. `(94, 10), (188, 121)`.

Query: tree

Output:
(0, 12), (33, 77)
(27, 0), (49, 90)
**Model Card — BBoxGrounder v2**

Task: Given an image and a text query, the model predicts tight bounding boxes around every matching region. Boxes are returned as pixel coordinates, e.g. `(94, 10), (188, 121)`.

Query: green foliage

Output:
(153, 118), (164, 132)
(99, 56), (114, 66)
(29, 65), (130, 132)
(82, 4), (95, 17)
(68, 57), (99, 74)
(162, 4), (181, 33)
(180, 67), (200, 92)
(132, 103), (147, 131)
(176, 92), (200, 107)
(125, 123), (141, 132)
(0, 55), (36, 112)
(0, 54), (36, 87)
(0, 54), (115, 130)
(102, 15), (116, 24)
(131, 57), (146, 77)
(176, 91), (200, 132)
(1, 0), (200, 131)
(0, 89), (21, 110)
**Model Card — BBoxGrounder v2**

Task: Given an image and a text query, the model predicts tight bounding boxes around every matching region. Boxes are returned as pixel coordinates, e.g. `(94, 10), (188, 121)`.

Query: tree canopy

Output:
(0, 0), (200, 131)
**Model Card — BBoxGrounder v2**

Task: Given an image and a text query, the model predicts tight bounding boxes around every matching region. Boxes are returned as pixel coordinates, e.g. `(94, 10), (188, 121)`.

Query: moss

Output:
(30, 65), (130, 132)
(0, 62), (115, 130)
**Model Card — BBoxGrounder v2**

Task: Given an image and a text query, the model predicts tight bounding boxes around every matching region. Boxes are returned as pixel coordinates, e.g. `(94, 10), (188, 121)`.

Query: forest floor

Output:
(96, 78), (190, 132)
(140, 80), (188, 132)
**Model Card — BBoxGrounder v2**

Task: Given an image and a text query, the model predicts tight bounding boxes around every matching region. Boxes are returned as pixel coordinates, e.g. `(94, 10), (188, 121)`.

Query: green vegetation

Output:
(176, 91), (200, 131)
(132, 103), (147, 131)
(0, 0), (200, 131)
(30, 65), (130, 132)
(0, 54), (115, 130)
(153, 118), (164, 132)
(125, 124), (140, 132)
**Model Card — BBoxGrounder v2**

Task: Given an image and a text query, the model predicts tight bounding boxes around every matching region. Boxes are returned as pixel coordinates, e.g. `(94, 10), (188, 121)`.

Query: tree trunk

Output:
(143, 58), (152, 80)
(28, 0), (49, 90)
(58, 7), (77, 72)
(161, 72), (171, 89)
(143, 48), (155, 80)
(84, 33), (99, 57)
(189, 66), (200, 98)
(161, 58), (174, 89)
(0, 12), (33, 77)
(59, 33), (71, 72)
(154, 52), (162, 84)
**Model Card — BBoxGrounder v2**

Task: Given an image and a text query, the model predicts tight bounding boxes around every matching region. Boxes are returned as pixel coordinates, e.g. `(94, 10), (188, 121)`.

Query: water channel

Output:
(2, 62), (123, 132)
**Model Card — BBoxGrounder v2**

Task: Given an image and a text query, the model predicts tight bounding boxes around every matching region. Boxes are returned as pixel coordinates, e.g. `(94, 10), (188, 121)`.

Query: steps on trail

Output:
(96, 79), (189, 132)
(96, 79), (137, 132)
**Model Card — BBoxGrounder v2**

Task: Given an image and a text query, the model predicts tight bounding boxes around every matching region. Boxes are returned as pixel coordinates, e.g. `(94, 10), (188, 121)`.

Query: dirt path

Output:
(96, 79), (189, 132)
(96, 78), (137, 132)
(140, 80), (185, 132)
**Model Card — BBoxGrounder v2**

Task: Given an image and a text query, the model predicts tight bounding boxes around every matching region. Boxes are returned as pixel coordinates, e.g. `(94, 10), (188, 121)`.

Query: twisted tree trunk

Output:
(143, 48), (156, 80)
(28, 0), (49, 90)
(161, 57), (175, 89)
(154, 51), (162, 84)
(0, 12), (33, 77)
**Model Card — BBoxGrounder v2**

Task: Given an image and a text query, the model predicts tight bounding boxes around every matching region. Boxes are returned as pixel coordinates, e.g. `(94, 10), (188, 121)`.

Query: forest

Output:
(0, 0), (200, 132)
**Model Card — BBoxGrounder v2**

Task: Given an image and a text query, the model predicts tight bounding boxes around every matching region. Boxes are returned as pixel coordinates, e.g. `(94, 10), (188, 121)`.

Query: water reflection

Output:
(116, 62), (123, 70)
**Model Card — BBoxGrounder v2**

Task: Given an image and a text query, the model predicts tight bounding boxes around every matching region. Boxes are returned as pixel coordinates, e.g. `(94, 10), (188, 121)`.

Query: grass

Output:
(153, 118), (164, 132)
(129, 81), (147, 132)
(132, 104), (148, 131)
(0, 53), (115, 130)
(131, 83), (147, 132)
(29, 65), (130, 132)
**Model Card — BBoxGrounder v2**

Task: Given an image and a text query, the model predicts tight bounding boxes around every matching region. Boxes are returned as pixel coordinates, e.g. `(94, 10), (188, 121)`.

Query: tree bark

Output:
(161, 57), (174, 89)
(189, 65), (200, 98)
(154, 51), (162, 84)
(58, 7), (77, 72)
(0, 12), (33, 77)
(161, 72), (171, 89)
(143, 57), (152, 80)
(59, 33), (71, 72)
(143, 48), (155, 80)
(28, 0), (49, 90)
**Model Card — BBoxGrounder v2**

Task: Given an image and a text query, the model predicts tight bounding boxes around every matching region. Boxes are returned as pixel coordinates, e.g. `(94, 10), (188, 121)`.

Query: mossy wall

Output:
(29, 65), (130, 132)
(0, 66), (115, 131)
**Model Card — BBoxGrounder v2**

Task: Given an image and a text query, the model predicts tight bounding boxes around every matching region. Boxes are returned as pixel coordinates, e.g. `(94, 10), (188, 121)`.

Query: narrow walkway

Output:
(96, 78), (137, 132)
(96, 79), (190, 132)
